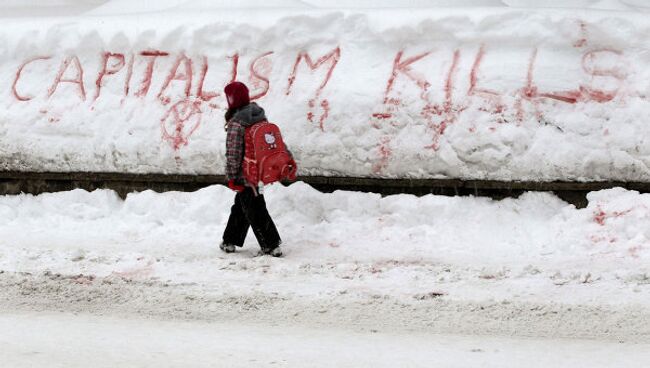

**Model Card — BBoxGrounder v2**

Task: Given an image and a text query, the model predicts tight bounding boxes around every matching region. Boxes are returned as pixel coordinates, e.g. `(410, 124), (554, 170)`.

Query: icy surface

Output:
(1, 312), (648, 368)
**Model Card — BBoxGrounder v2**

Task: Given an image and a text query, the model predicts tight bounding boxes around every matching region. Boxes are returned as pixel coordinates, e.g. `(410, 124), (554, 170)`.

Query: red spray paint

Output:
(286, 47), (341, 131)
(426, 49), (461, 150)
(13, 56), (52, 101)
(160, 99), (202, 150)
(249, 51), (274, 100)
(136, 50), (169, 97)
(123, 53), (135, 97)
(228, 53), (239, 83)
(196, 55), (219, 102)
(94, 52), (126, 101)
(372, 135), (393, 174)
(48, 55), (86, 101)
(371, 49), (432, 131)
(516, 47), (624, 122)
(158, 53), (193, 104)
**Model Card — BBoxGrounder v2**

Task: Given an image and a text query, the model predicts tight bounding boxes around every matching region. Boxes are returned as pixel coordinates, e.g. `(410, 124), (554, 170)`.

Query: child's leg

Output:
(222, 192), (250, 247)
(239, 188), (281, 251)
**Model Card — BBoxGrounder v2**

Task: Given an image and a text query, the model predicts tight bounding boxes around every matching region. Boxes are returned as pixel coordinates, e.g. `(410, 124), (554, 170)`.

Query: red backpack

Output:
(243, 121), (297, 192)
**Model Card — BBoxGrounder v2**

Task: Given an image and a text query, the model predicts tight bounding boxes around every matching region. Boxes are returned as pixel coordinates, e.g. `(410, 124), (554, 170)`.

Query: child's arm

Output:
(225, 120), (245, 183)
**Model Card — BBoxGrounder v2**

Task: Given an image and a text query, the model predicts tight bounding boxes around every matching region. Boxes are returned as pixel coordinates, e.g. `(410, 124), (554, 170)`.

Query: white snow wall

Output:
(1, 8), (650, 181)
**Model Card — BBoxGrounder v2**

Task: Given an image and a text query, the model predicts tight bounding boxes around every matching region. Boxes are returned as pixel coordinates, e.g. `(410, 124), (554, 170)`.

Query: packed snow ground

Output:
(0, 183), (649, 344)
(1, 311), (649, 368)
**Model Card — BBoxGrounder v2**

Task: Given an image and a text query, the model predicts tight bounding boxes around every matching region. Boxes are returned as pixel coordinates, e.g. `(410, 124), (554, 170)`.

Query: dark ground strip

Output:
(2, 171), (650, 207)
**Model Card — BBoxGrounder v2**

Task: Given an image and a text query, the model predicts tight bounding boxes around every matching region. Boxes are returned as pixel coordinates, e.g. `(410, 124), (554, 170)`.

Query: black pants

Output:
(222, 187), (281, 250)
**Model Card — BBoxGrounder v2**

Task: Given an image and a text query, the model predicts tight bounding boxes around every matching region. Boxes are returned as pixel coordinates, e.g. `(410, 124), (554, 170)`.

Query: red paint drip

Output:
(372, 136), (392, 174)
(318, 99), (329, 131)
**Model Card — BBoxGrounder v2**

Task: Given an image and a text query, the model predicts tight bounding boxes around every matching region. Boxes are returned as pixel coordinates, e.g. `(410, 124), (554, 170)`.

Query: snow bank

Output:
(1, 5), (650, 181)
(1, 185), (649, 340)
(0, 183), (648, 305)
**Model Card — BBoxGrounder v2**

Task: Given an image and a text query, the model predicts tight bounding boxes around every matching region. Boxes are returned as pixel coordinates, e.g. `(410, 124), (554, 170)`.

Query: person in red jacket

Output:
(220, 81), (283, 257)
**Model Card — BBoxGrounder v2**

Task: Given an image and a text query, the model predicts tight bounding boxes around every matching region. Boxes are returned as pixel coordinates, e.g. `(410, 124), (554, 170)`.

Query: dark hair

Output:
(224, 108), (237, 130)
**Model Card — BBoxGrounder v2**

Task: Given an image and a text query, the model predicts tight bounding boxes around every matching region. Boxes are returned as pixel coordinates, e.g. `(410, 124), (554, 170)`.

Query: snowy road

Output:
(1, 312), (648, 368)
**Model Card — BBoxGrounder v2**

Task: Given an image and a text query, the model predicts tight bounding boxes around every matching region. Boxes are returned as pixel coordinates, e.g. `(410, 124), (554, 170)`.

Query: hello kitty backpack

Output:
(243, 121), (297, 194)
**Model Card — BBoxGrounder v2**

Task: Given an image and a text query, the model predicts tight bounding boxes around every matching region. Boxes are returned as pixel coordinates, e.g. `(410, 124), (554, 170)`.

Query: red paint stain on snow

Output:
(573, 21), (589, 48)
(425, 49), (461, 150)
(196, 55), (219, 102)
(286, 47), (341, 131)
(383, 50), (432, 104)
(468, 45), (500, 98)
(123, 53), (135, 98)
(228, 53), (240, 83)
(372, 113), (393, 120)
(160, 99), (202, 150)
(593, 205), (633, 226)
(136, 50), (169, 97)
(372, 135), (392, 174)
(628, 245), (643, 258)
(374, 49), (432, 129)
(593, 206), (607, 225)
(249, 51), (274, 100)
(468, 45), (505, 114)
(112, 260), (155, 280)
(371, 49), (432, 154)
(158, 53), (193, 104)
(48, 55), (86, 101)
(94, 52), (126, 101)
(516, 47), (625, 123)
(13, 55), (52, 101)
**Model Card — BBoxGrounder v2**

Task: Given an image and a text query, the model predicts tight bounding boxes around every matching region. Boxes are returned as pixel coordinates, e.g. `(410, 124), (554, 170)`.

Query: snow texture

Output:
(1, 2), (649, 181)
(0, 183), (648, 342)
(2, 312), (649, 368)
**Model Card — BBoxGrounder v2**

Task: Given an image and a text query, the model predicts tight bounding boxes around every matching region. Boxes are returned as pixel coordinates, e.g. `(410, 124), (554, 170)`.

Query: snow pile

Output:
(0, 4), (649, 181)
(0, 183), (648, 305)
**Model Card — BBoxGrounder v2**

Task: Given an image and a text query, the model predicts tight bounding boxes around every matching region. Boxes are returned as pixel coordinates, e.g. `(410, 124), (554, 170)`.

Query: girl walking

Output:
(220, 81), (284, 257)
